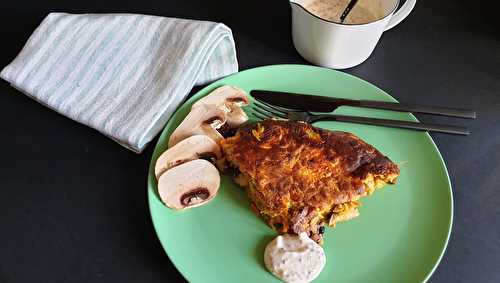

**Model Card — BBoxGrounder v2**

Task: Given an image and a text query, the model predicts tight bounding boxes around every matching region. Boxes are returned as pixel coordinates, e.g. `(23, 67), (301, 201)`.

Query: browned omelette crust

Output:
(220, 119), (399, 243)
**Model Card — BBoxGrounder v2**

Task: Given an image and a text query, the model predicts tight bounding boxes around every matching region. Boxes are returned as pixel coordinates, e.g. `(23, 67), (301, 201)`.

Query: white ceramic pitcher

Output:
(290, 0), (417, 69)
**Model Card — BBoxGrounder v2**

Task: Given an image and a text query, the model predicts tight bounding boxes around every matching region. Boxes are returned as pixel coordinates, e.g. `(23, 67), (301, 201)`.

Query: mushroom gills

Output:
(226, 97), (248, 106)
(155, 135), (221, 179)
(192, 85), (249, 128)
(225, 105), (248, 127)
(168, 105), (227, 148)
(180, 188), (211, 206)
(157, 159), (220, 210)
(198, 152), (218, 164)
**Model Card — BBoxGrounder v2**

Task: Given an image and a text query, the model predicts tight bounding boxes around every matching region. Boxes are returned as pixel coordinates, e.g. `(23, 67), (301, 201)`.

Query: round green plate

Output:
(148, 65), (453, 283)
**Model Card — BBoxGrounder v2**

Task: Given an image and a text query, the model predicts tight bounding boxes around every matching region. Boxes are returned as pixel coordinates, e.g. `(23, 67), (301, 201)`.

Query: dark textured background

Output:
(0, 1), (499, 282)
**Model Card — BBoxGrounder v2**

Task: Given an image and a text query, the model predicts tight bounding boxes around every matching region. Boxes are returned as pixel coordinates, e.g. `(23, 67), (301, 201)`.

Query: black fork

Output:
(250, 99), (470, 135)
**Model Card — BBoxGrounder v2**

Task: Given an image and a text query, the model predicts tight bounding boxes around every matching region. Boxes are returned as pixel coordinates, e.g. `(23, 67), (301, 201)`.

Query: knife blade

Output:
(250, 90), (476, 119)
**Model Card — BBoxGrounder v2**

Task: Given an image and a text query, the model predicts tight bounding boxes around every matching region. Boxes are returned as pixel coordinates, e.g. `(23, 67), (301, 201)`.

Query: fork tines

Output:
(251, 99), (291, 120)
(250, 98), (470, 135)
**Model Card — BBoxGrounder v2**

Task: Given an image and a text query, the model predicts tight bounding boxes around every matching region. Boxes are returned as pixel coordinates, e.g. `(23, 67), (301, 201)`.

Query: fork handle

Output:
(310, 113), (470, 135)
(357, 100), (476, 119)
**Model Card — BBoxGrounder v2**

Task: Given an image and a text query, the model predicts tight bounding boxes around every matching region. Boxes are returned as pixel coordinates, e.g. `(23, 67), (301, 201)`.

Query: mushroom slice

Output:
(157, 159), (220, 210)
(155, 135), (221, 180)
(192, 85), (249, 127)
(168, 105), (226, 148)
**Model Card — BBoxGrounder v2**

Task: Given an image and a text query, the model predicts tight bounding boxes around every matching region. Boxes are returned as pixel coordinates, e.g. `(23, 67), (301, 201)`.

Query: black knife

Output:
(250, 90), (476, 119)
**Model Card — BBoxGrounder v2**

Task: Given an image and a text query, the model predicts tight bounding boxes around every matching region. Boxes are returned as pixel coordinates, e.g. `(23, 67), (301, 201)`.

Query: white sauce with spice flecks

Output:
(264, 233), (326, 283)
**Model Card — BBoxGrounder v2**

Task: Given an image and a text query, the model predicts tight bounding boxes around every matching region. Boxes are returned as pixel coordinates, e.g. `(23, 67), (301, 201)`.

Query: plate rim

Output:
(147, 64), (454, 283)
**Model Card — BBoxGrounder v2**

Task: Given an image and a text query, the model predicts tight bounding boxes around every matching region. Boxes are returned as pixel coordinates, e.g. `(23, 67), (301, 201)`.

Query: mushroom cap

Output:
(168, 105), (227, 148)
(193, 85), (249, 108)
(157, 159), (220, 210)
(155, 135), (221, 180)
(192, 85), (249, 127)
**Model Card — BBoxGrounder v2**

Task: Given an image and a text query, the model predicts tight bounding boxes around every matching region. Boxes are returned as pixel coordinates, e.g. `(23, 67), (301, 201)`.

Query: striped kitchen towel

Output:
(1, 13), (238, 153)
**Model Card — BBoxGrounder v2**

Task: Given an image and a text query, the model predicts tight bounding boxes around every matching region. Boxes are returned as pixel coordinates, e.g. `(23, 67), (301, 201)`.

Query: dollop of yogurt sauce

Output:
(264, 233), (326, 283)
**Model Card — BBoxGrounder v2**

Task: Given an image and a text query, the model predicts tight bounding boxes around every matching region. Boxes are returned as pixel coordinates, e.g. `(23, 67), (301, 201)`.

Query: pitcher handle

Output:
(384, 0), (417, 31)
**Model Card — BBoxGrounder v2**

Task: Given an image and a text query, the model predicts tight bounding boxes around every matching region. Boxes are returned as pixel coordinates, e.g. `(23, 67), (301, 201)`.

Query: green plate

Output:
(147, 65), (453, 283)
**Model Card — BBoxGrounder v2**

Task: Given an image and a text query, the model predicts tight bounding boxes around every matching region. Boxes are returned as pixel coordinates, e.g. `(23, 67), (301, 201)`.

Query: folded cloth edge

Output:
(133, 22), (238, 153)
(0, 13), (239, 153)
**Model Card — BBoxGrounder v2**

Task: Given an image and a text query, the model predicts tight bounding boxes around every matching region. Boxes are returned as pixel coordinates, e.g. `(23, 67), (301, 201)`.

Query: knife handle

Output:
(251, 90), (476, 119)
(310, 113), (470, 135)
(357, 100), (476, 119)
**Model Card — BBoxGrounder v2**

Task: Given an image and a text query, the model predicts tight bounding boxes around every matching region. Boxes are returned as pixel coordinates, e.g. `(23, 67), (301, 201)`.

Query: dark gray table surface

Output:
(0, 0), (498, 282)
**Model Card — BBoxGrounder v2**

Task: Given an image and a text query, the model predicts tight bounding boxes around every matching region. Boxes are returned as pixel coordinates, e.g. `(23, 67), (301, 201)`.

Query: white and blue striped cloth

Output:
(1, 13), (238, 153)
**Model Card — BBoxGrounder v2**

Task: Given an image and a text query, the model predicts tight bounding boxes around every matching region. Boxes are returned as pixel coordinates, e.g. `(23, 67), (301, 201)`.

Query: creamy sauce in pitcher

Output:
(305, 0), (382, 24)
